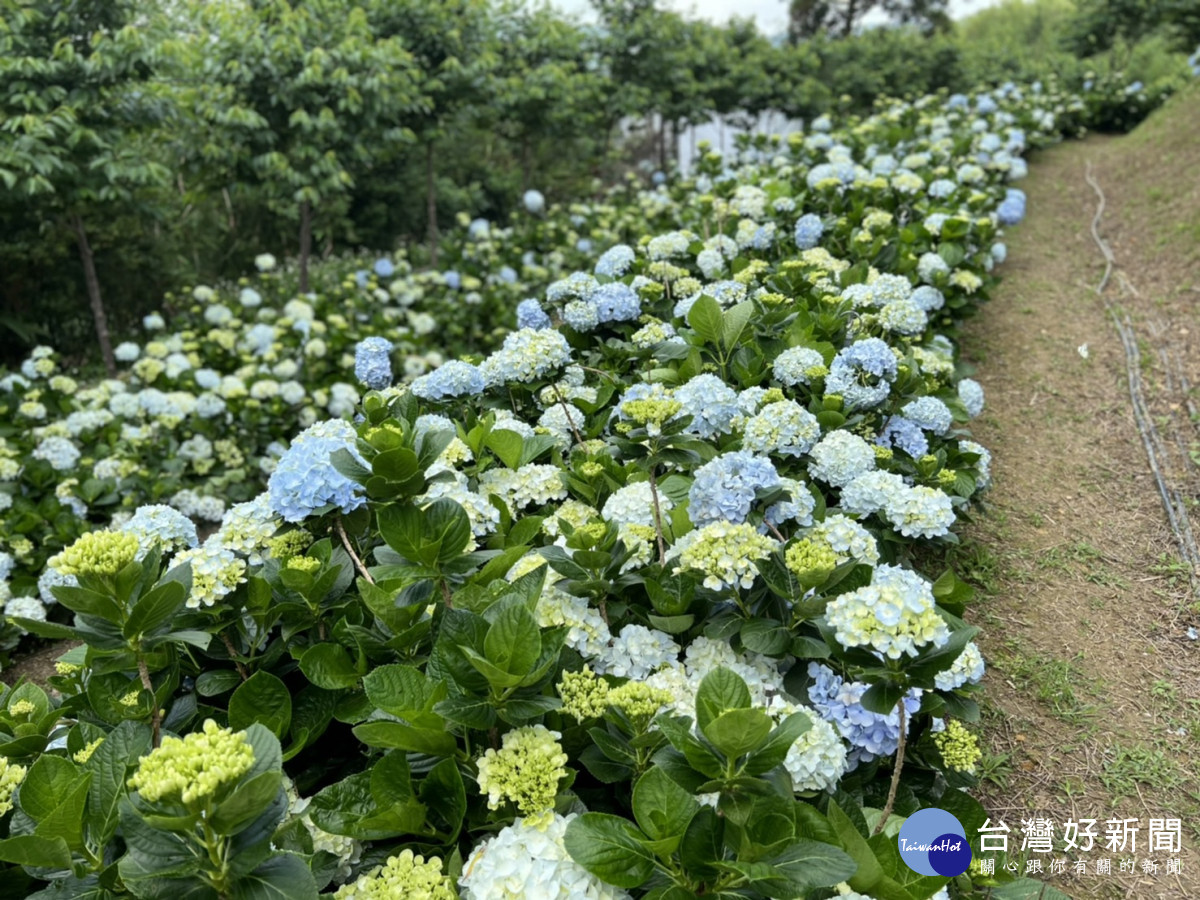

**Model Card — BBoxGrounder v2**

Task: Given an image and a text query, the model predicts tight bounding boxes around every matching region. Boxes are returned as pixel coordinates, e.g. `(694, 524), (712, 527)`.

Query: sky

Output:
(551, 0), (1003, 38)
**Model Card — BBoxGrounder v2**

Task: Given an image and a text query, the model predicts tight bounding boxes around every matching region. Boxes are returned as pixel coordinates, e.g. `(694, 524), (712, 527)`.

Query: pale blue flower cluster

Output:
(688, 451), (781, 527)
(808, 431), (875, 487)
(910, 285), (945, 311)
(594, 244), (635, 278)
(353, 337), (394, 391)
(38, 567), (77, 605)
(997, 187), (1026, 225)
(807, 662), (922, 768)
(917, 252), (950, 284)
(517, 299), (552, 330)
(590, 283), (641, 323)
(546, 271), (598, 305)
(480, 329), (572, 386)
(125, 504), (200, 555)
(884, 485), (956, 539)
(902, 396), (954, 434)
(879, 298), (927, 335)
(825, 338), (897, 411)
(33, 436), (80, 471)
(934, 641), (986, 691)
(411, 360), (485, 401)
(773, 346), (827, 387)
(742, 400), (822, 458)
(876, 416), (929, 458)
(958, 378), (985, 417)
(268, 419), (367, 523)
(563, 300), (600, 331)
(959, 439), (992, 488)
(522, 189), (545, 214)
(675, 374), (740, 439)
(764, 477), (817, 529)
(839, 470), (908, 517)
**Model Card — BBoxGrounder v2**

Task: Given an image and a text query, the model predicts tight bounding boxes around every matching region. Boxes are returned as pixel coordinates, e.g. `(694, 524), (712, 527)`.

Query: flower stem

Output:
(647, 467), (668, 566)
(137, 656), (162, 748)
(335, 515), (374, 584)
(873, 696), (908, 836)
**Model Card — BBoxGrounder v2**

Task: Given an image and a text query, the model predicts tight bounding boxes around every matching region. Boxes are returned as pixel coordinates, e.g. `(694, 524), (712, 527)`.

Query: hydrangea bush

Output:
(0, 83), (1143, 899)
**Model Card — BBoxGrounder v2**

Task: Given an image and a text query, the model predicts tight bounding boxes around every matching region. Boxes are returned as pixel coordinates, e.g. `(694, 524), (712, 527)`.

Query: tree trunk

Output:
(71, 214), (116, 377)
(843, 0), (858, 37)
(426, 141), (439, 268)
(658, 114), (667, 171)
(298, 198), (312, 293)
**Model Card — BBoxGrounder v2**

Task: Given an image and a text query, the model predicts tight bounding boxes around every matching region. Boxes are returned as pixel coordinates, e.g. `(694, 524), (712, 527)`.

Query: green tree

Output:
(0, 0), (171, 375)
(180, 0), (419, 291)
(366, 0), (496, 268)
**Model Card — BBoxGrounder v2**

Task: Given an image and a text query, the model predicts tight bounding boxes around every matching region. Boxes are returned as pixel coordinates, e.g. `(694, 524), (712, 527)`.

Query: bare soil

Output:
(956, 85), (1200, 899)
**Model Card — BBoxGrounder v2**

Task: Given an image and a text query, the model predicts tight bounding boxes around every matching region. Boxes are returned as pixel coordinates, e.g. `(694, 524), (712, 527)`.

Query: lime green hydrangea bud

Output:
(0, 756), (28, 816)
(761, 388), (786, 405)
(333, 849), (455, 900)
(933, 719), (981, 774)
(129, 719), (255, 807)
(267, 529), (312, 561)
(579, 461), (604, 478)
(8, 699), (36, 718)
(55, 662), (82, 676)
(785, 537), (838, 587)
(607, 682), (671, 719)
(919, 454), (938, 468)
(74, 737), (104, 764)
(873, 445), (895, 462)
(613, 421), (633, 435)
(937, 469), (958, 489)
(286, 556), (321, 574)
(558, 667), (610, 721)
(119, 688), (142, 708)
(49, 531), (139, 577)
(476, 725), (567, 826)
(622, 398), (683, 429)
(758, 292), (787, 306)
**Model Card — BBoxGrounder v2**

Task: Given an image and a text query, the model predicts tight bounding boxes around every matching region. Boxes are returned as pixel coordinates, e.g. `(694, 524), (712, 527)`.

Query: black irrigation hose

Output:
(1083, 160), (1200, 600)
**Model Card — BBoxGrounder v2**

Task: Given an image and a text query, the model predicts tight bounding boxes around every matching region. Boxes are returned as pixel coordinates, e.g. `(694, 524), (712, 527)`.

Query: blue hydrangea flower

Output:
(675, 374), (740, 439)
(742, 400), (822, 458)
(411, 360), (485, 401)
(591, 282), (641, 323)
(355, 270), (369, 288)
(516, 299), (552, 330)
(774, 346), (828, 387)
(0, 551), (13, 581)
(268, 419), (367, 523)
(928, 179), (957, 199)
(523, 189), (545, 214)
(576, 238), (593, 253)
(688, 451), (781, 527)
(825, 339), (898, 411)
(764, 477), (817, 529)
(793, 213), (824, 250)
(563, 299), (599, 332)
(373, 258), (395, 278)
(595, 244), (635, 278)
(808, 431), (876, 487)
(902, 396), (954, 434)
(498, 265), (518, 284)
(353, 337), (394, 391)
(877, 416), (929, 458)
(807, 662), (922, 769)
(991, 243), (1007, 264)
(443, 271), (461, 290)
(910, 286), (945, 312)
(125, 504), (200, 555)
(957, 378), (985, 418)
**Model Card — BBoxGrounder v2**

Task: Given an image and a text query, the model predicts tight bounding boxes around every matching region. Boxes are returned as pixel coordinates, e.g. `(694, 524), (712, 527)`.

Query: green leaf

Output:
(418, 757), (466, 839)
(230, 853), (318, 900)
(210, 775), (283, 837)
(687, 294), (724, 345)
(744, 711), (812, 776)
(85, 720), (152, 846)
(362, 665), (440, 724)
(377, 503), (426, 563)
(483, 596), (541, 676)
(702, 708), (773, 759)
(721, 300), (755, 351)
(123, 581), (186, 640)
(425, 498), (472, 563)
(352, 721), (456, 756)
(749, 839), (858, 895)
(298, 644), (360, 690)
(827, 799), (883, 893)
(0, 835), (73, 869)
(860, 682), (908, 715)
(563, 813), (657, 889)
(485, 430), (523, 470)
(229, 672), (293, 739)
(632, 767), (700, 844)
(694, 667), (752, 734)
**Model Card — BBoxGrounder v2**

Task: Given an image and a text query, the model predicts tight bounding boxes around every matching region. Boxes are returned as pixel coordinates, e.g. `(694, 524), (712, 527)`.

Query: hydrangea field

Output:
(0, 80), (1167, 900)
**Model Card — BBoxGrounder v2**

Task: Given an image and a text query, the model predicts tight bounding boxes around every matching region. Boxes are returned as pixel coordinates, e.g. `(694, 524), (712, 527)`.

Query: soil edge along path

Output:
(957, 86), (1200, 900)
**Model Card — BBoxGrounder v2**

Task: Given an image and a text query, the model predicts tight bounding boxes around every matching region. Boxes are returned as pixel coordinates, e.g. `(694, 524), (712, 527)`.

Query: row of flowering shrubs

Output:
(0, 79), (1160, 899)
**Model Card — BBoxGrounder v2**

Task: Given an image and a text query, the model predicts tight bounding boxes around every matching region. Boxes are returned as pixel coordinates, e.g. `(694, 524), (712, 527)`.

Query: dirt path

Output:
(956, 89), (1200, 900)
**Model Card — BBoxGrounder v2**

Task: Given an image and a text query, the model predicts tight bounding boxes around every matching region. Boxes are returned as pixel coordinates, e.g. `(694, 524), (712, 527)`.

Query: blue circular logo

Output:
(898, 808), (971, 877)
